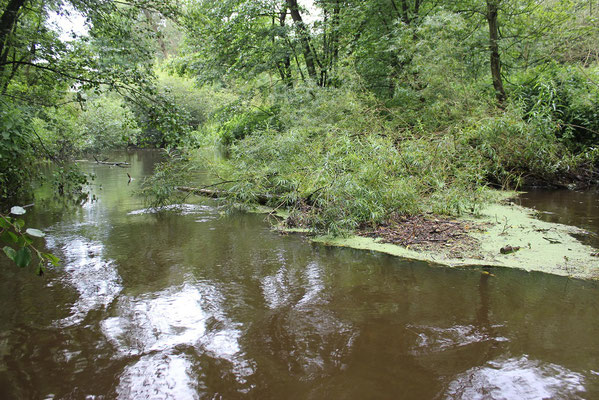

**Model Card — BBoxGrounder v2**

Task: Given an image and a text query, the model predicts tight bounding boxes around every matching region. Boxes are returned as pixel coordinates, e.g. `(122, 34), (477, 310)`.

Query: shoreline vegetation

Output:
(178, 185), (599, 280)
(2, 0), (599, 277)
(309, 201), (599, 280)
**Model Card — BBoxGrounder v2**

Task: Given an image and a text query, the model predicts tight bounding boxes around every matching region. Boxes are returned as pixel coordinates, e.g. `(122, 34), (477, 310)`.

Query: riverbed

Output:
(0, 150), (598, 399)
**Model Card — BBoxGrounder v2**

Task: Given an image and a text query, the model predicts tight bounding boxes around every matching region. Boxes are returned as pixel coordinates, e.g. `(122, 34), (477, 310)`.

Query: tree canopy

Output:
(1, 0), (599, 238)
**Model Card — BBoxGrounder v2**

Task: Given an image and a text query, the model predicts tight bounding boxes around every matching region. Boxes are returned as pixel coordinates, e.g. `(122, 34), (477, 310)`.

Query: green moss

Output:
(309, 201), (599, 280)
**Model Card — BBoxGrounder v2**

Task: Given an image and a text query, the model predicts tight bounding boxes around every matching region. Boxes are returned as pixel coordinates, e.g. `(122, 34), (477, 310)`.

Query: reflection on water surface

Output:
(0, 151), (598, 399)
(445, 356), (586, 400)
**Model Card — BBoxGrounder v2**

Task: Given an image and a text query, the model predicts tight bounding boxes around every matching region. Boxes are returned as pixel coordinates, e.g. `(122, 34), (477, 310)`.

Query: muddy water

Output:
(518, 189), (599, 249)
(0, 151), (598, 399)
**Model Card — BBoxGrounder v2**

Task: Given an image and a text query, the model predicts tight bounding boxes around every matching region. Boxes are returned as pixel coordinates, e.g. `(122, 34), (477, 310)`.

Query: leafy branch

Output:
(0, 206), (59, 275)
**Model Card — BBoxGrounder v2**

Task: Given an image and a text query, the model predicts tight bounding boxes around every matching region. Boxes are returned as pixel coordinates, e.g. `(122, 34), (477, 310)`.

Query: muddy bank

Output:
(357, 214), (487, 259)
(307, 201), (599, 280)
(186, 188), (599, 279)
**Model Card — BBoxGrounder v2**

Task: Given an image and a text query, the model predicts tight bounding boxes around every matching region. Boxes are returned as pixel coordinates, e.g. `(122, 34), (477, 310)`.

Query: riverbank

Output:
(299, 200), (599, 280)
(182, 185), (599, 279)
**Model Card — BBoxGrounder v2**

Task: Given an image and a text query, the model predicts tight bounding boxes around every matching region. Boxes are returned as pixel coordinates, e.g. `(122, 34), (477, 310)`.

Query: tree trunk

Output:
(286, 0), (318, 82)
(400, 0), (410, 23)
(0, 0), (27, 75)
(486, 0), (506, 104)
(143, 10), (168, 58)
(278, 7), (293, 87)
(329, 0), (340, 83)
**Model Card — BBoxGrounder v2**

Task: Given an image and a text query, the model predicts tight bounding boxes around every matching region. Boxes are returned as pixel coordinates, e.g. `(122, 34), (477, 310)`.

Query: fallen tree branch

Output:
(177, 186), (223, 198)
(91, 156), (130, 167)
(176, 186), (272, 205)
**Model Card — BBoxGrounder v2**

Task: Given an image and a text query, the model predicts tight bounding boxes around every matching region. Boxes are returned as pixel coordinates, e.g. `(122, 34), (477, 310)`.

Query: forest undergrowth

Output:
(143, 64), (599, 236)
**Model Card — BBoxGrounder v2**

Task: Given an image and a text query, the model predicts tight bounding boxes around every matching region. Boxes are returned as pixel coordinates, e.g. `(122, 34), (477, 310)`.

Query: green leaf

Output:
(14, 247), (32, 268)
(17, 235), (33, 246)
(10, 206), (26, 215)
(26, 228), (45, 238)
(3, 246), (16, 261)
(0, 216), (11, 229)
(42, 252), (60, 267)
(14, 219), (25, 230)
(1, 230), (18, 244)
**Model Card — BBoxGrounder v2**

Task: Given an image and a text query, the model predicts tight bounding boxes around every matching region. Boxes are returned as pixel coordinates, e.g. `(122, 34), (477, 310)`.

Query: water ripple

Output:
(444, 356), (586, 400)
(102, 283), (255, 396)
(46, 236), (122, 327)
(128, 204), (216, 216)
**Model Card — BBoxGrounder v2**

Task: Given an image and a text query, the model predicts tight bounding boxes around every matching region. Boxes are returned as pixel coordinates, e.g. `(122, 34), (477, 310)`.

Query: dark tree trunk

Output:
(278, 7), (293, 87)
(486, 0), (506, 104)
(400, 0), (410, 23)
(286, 0), (318, 82)
(0, 0), (27, 74)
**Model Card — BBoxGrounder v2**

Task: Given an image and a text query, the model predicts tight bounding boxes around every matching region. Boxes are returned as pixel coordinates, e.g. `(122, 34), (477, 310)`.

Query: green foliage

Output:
(217, 105), (281, 146)
(139, 150), (196, 208)
(0, 102), (38, 202)
(460, 109), (577, 188)
(128, 88), (196, 149)
(80, 94), (141, 151)
(2, 0), (598, 241)
(32, 104), (84, 161)
(51, 164), (93, 200)
(190, 81), (596, 234)
(0, 0), (190, 205)
(211, 88), (488, 234)
(146, 0), (599, 237)
(0, 207), (60, 275)
(513, 64), (599, 151)
(155, 70), (231, 129)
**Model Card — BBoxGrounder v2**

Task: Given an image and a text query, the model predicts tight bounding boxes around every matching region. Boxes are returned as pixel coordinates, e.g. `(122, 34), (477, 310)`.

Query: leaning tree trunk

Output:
(486, 0), (506, 104)
(277, 7), (293, 87)
(286, 0), (318, 82)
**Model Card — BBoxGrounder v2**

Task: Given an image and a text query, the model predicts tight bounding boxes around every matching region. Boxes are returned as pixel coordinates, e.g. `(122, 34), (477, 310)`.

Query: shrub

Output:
(80, 94), (141, 152)
(0, 102), (37, 202)
(139, 150), (196, 208)
(217, 105), (281, 145)
(214, 88), (489, 234)
(155, 70), (236, 129)
(513, 64), (599, 151)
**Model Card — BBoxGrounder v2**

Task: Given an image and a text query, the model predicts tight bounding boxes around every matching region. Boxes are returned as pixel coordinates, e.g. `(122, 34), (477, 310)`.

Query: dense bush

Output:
(211, 88), (490, 234)
(156, 71), (235, 129)
(217, 105), (282, 145)
(194, 82), (596, 234)
(139, 150), (196, 208)
(32, 104), (83, 160)
(513, 64), (599, 151)
(460, 109), (576, 188)
(80, 94), (141, 152)
(0, 102), (38, 202)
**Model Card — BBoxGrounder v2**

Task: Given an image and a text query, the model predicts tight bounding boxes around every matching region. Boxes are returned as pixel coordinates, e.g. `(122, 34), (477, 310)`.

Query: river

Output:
(0, 150), (598, 399)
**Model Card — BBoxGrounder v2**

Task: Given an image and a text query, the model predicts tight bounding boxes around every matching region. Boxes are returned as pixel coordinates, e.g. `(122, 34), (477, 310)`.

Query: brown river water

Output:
(0, 150), (598, 399)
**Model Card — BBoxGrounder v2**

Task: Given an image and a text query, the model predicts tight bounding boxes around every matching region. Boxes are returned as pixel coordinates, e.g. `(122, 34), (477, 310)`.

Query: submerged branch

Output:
(92, 156), (130, 167)
(176, 186), (272, 205)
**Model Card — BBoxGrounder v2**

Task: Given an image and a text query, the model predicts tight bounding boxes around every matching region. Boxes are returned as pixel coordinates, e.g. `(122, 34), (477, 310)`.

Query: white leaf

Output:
(26, 228), (45, 238)
(10, 206), (26, 215)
